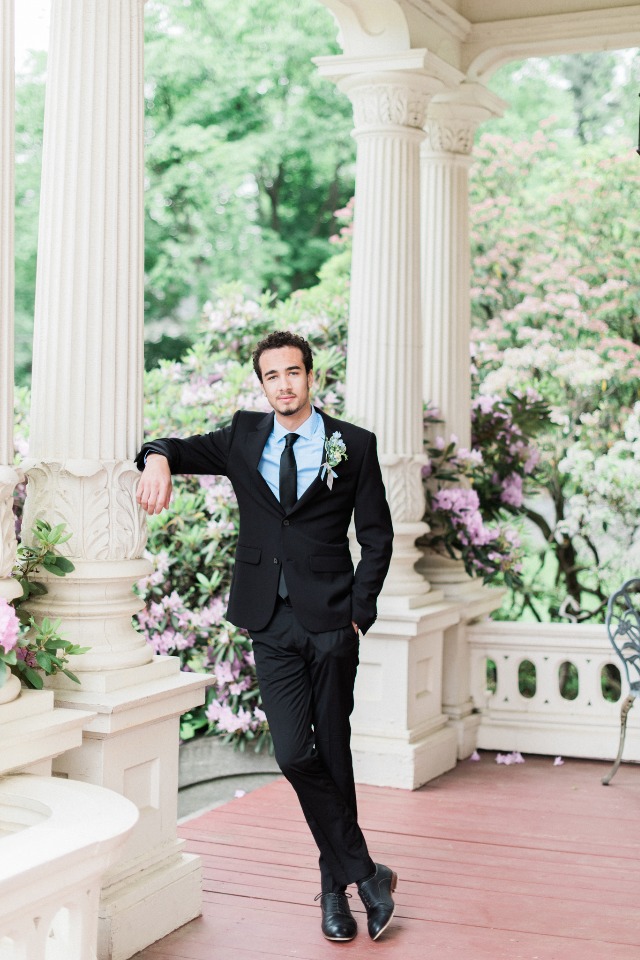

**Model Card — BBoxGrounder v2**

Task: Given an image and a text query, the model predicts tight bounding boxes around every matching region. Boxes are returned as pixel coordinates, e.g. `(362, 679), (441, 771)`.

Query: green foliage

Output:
(423, 391), (550, 590)
(9, 520), (89, 689)
(136, 266), (349, 747)
(14, 51), (46, 383)
(469, 118), (640, 621)
(13, 1), (354, 383)
(143, 0), (354, 355)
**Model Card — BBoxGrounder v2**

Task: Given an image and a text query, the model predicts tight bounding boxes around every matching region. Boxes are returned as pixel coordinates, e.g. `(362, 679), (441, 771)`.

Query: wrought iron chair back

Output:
(602, 578), (640, 785)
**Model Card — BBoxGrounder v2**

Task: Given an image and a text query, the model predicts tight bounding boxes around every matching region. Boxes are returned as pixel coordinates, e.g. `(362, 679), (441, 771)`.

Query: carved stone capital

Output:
(380, 455), (427, 524)
(0, 465), (22, 580)
(22, 459), (147, 561)
(340, 74), (434, 133)
(422, 117), (476, 156)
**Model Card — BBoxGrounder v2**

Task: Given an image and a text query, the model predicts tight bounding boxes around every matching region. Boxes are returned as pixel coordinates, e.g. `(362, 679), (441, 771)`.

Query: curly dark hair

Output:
(252, 331), (314, 382)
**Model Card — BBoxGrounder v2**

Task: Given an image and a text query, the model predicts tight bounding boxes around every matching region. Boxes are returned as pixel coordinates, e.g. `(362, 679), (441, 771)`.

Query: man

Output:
(136, 331), (396, 942)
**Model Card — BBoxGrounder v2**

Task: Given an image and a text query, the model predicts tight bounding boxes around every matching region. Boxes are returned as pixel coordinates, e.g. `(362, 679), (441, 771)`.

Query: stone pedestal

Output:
(352, 596), (459, 788)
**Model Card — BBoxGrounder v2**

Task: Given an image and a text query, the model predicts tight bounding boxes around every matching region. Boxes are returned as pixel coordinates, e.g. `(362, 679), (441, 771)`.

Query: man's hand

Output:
(352, 621), (359, 635)
(136, 454), (172, 515)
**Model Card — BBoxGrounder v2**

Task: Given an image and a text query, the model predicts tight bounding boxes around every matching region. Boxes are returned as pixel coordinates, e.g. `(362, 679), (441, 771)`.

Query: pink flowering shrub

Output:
(0, 598), (20, 656)
(470, 129), (640, 620)
(136, 269), (350, 749)
(423, 390), (548, 589)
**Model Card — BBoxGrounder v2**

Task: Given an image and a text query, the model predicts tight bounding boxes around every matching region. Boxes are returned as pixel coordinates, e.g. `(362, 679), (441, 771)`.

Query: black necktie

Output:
(279, 433), (299, 512)
(278, 433), (298, 599)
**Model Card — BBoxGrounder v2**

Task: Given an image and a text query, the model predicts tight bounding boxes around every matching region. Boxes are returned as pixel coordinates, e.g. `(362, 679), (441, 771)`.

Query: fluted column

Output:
(0, 0), (21, 704)
(22, 0), (152, 672)
(419, 85), (503, 592)
(421, 85), (504, 445)
(340, 71), (445, 596)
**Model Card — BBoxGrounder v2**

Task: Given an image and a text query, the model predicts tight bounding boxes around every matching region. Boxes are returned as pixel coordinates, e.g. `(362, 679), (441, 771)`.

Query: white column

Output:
(420, 85), (503, 447)
(23, 0), (151, 671)
(419, 86), (506, 758)
(310, 67), (460, 788)
(0, 0), (21, 707)
(419, 85), (504, 595)
(21, 3), (207, 956)
(339, 71), (443, 597)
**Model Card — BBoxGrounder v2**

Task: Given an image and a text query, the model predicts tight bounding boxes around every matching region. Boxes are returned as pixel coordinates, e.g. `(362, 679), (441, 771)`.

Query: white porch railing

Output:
(0, 775), (138, 960)
(468, 620), (639, 761)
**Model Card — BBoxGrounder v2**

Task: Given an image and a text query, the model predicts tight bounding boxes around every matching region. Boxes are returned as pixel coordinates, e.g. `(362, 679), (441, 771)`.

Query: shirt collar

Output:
(272, 407), (323, 443)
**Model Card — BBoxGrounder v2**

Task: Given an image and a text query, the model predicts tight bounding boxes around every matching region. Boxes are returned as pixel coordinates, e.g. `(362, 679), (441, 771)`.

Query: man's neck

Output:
(274, 403), (314, 432)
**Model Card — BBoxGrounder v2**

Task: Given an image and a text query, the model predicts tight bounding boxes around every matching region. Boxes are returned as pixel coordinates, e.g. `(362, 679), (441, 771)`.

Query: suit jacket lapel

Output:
(288, 407), (337, 516)
(245, 412), (284, 512)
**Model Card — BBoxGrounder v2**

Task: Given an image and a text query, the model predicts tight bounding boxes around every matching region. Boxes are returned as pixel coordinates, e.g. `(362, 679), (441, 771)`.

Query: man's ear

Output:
(307, 370), (314, 390)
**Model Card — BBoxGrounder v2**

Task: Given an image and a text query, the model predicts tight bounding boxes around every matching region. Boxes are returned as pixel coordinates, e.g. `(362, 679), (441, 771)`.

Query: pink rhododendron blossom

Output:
(496, 751), (525, 765)
(0, 598), (19, 654)
(500, 473), (523, 508)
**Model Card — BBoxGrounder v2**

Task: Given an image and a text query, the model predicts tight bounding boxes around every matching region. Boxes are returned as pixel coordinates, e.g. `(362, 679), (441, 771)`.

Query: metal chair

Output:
(602, 578), (640, 785)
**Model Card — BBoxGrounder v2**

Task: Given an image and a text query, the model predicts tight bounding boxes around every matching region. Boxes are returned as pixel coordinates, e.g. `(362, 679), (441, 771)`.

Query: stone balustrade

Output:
(468, 620), (636, 760)
(0, 775), (138, 960)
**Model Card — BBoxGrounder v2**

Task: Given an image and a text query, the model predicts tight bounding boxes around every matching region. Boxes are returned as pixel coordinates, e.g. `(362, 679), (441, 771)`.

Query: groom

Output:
(135, 331), (396, 942)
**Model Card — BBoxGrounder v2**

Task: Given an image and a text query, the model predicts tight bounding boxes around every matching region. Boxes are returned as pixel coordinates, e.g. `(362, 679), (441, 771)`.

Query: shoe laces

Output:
(314, 891), (352, 906)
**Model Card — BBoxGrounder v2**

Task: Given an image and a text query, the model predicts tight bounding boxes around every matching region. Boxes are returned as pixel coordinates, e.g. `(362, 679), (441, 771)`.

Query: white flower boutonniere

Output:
(321, 431), (348, 490)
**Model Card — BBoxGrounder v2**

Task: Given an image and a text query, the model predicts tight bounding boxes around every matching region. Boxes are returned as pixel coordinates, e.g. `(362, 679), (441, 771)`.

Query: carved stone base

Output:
(382, 521), (434, 597)
(24, 558), (154, 673)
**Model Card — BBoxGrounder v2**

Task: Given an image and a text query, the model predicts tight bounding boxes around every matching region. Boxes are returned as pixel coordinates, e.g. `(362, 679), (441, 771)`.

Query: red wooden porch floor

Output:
(134, 755), (640, 960)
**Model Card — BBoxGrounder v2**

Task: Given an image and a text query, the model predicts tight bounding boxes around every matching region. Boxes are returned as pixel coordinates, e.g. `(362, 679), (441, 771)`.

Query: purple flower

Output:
(0, 598), (19, 654)
(500, 473), (523, 508)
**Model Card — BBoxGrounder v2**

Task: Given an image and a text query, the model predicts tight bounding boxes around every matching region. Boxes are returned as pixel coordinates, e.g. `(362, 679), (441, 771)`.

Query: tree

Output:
(13, 1), (355, 380)
(469, 123), (640, 621)
(14, 52), (46, 383)
(143, 0), (355, 352)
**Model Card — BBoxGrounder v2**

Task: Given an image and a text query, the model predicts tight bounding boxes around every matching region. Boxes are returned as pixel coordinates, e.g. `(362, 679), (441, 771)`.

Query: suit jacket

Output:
(135, 407), (393, 635)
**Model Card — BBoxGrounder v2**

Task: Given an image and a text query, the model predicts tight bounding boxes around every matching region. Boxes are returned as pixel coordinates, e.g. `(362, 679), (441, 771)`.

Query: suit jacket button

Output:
(273, 557), (279, 564)
(283, 519), (290, 526)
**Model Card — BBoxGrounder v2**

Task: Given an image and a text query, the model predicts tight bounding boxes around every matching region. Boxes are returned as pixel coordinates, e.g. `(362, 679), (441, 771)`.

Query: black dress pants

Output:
(250, 599), (375, 892)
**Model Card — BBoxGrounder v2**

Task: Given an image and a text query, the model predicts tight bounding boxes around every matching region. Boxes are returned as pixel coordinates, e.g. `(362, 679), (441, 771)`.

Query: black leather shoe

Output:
(357, 863), (398, 940)
(315, 892), (358, 941)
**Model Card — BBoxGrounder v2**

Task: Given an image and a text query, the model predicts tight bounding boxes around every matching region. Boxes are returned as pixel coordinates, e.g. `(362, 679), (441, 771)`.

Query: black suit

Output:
(137, 406), (393, 891)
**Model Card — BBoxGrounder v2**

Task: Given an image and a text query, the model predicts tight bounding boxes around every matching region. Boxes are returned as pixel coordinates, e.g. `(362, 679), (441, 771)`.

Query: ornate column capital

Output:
(22, 459), (147, 562)
(0, 465), (22, 580)
(423, 82), (505, 157)
(339, 71), (444, 135)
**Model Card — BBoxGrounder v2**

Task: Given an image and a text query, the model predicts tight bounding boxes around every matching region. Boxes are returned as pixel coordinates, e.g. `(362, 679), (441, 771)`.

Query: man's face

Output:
(259, 346), (313, 419)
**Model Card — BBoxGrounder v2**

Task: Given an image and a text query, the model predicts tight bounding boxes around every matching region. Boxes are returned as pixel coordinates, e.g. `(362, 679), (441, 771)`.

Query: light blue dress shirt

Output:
(258, 407), (325, 501)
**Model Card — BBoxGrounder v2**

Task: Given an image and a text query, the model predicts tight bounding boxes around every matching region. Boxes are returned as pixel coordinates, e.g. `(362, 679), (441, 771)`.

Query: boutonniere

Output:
(321, 431), (348, 490)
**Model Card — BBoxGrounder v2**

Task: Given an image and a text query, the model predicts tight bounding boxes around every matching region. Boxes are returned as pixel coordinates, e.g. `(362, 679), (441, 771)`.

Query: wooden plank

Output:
(133, 755), (640, 960)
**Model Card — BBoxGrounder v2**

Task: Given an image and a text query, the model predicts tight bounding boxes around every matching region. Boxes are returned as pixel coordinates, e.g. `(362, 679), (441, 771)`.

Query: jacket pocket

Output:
(309, 555), (353, 573)
(236, 545), (261, 564)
